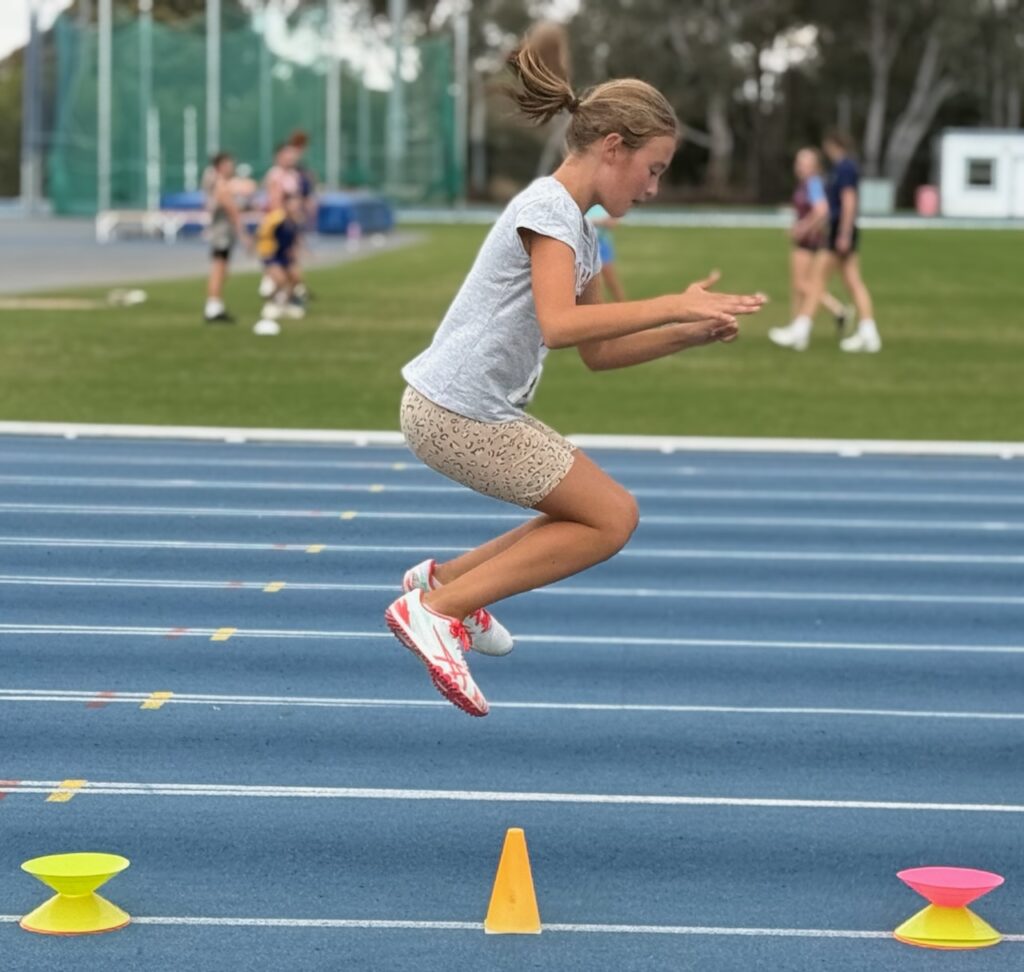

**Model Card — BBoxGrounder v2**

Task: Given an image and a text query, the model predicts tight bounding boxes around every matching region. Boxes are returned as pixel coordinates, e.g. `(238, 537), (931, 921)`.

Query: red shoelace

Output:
(449, 618), (471, 651)
(471, 608), (492, 632)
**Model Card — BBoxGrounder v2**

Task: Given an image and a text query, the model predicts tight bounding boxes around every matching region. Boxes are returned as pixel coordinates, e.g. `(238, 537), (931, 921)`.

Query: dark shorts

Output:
(211, 246), (233, 261)
(828, 222), (859, 255)
(262, 250), (294, 269)
(793, 238), (823, 254)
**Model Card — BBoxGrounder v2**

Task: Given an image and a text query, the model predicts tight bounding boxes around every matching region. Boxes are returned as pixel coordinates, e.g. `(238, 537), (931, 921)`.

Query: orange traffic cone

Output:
(484, 828), (541, 934)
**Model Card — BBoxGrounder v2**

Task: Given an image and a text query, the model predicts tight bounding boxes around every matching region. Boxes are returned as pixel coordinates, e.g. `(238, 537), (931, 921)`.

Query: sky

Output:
(0, 0), (73, 62)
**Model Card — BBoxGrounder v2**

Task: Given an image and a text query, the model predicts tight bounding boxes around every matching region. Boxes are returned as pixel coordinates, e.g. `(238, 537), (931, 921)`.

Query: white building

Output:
(938, 129), (1024, 219)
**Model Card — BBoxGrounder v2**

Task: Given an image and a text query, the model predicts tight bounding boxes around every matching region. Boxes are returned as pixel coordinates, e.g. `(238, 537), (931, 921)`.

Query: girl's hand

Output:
(687, 317), (740, 345)
(675, 271), (765, 323)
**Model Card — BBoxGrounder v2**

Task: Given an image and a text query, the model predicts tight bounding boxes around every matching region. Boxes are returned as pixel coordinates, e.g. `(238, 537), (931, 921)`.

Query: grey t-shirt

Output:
(402, 176), (601, 422)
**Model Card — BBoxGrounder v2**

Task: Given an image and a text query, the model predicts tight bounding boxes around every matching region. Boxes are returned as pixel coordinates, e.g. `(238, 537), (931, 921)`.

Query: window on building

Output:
(966, 158), (995, 188)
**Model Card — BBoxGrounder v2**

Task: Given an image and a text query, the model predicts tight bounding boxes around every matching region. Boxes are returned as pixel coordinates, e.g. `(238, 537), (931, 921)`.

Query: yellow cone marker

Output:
(305, 545), (325, 554)
(20, 852), (130, 935)
(263, 582), (286, 593)
(211, 627), (236, 642)
(484, 828), (541, 935)
(895, 905), (1001, 950)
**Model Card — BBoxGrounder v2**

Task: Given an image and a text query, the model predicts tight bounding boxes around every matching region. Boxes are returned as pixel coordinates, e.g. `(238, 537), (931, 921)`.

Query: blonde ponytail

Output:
(506, 23), (680, 152)
(506, 22), (575, 126)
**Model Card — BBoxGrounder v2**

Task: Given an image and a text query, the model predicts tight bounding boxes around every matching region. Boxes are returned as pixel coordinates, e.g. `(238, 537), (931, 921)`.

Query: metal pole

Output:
(98, 0), (112, 212)
(325, 0), (341, 189)
(146, 105), (161, 211)
(452, 1), (469, 205)
(139, 0), (153, 207)
(206, 0), (221, 156)
(184, 105), (198, 190)
(20, 0), (42, 213)
(357, 75), (370, 185)
(258, 0), (272, 167)
(386, 0), (406, 190)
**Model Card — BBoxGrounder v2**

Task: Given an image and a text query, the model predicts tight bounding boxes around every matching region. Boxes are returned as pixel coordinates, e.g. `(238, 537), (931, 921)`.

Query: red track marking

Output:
(86, 691), (117, 710)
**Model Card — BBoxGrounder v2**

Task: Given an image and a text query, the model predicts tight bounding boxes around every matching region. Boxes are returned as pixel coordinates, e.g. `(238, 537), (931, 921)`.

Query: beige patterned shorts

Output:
(400, 385), (576, 509)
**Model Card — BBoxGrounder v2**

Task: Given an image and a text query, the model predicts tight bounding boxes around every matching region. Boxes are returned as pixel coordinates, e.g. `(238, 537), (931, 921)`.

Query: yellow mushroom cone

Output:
(894, 905), (1001, 950)
(20, 853), (131, 935)
(484, 828), (541, 934)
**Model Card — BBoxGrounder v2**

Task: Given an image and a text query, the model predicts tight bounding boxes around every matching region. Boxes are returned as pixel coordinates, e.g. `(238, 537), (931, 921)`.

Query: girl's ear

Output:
(601, 132), (624, 162)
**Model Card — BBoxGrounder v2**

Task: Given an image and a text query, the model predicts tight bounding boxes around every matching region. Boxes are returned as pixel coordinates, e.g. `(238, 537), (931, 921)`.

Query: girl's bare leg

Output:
(424, 451), (638, 620)
(838, 253), (874, 320)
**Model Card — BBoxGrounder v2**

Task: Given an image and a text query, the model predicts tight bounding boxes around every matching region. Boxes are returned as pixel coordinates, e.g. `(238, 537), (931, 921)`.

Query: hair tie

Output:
(567, 97), (581, 114)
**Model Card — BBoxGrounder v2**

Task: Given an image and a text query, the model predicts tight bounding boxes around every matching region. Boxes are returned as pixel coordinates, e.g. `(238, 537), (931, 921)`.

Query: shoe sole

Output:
(384, 606), (488, 717)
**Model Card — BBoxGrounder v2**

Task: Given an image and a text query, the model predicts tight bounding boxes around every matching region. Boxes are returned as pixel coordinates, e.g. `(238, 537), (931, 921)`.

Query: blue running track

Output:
(1, 434), (1023, 970)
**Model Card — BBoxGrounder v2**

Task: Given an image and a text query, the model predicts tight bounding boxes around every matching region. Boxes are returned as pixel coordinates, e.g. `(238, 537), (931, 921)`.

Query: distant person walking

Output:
(258, 143), (301, 300)
(769, 131), (881, 353)
(785, 147), (851, 332)
(203, 152), (252, 324)
(257, 193), (306, 320)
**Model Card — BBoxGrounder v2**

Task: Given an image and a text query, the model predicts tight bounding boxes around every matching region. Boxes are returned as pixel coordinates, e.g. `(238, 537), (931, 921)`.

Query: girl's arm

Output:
(575, 276), (739, 371)
(525, 232), (762, 350)
(218, 183), (245, 238)
(791, 200), (829, 240)
(837, 187), (857, 252)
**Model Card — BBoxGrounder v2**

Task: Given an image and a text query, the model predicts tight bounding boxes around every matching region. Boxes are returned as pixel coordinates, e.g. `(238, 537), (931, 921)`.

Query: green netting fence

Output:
(47, 13), (460, 214)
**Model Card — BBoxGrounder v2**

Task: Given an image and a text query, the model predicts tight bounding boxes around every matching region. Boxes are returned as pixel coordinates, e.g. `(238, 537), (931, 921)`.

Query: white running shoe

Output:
(384, 588), (489, 717)
(261, 301), (284, 320)
(839, 322), (882, 353)
(258, 274), (277, 299)
(402, 558), (514, 657)
(768, 320), (811, 351)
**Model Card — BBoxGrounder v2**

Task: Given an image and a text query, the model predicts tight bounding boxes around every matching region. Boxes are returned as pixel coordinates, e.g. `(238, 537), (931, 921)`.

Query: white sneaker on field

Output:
(768, 318), (811, 351)
(384, 588), (489, 717)
(402, 558), (514, 657)
(839, 320), (882, 353)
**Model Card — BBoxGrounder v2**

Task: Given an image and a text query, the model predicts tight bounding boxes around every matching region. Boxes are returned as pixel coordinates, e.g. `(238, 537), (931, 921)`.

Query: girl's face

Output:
(823, 139), (844, 162)
(794, 150), (816, 180)
(597, 134), (677, 217)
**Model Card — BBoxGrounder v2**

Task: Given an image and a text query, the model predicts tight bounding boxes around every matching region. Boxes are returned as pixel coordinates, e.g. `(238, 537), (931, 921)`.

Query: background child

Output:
(585, 203), (626, 302)
(784, 147), (851, 334)
(256, 193), (306, 320)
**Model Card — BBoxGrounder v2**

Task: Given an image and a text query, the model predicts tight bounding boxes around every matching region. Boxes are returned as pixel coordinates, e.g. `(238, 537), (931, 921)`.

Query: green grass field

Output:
(0, 224), (1020, 440)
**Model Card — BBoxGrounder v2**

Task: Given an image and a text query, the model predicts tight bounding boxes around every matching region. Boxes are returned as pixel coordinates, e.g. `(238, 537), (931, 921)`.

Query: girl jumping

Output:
(385, 24), (765, 716)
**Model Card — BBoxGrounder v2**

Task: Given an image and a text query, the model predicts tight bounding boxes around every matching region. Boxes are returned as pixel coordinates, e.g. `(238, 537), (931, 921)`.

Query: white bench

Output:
(95, 209), (263, 244)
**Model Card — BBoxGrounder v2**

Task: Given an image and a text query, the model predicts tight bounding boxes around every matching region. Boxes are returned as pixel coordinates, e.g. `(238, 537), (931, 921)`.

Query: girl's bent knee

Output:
(604, 494), (639, 553)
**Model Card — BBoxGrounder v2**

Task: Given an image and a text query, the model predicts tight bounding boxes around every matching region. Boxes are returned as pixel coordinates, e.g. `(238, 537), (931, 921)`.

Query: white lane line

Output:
(3, 573), (1022, 607)
(1, 535), (1023, 566)
(2, 623), (1022, 655)
(6, 779), (1024, 813)
(2, 473), (1023, 506)
(1, 503), (1021, 532)
(2, 421), (1022, 457)
(0, 913), (1016, 939)
(2, 450), (1022, 484)
(4, 688), (1024, 722)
